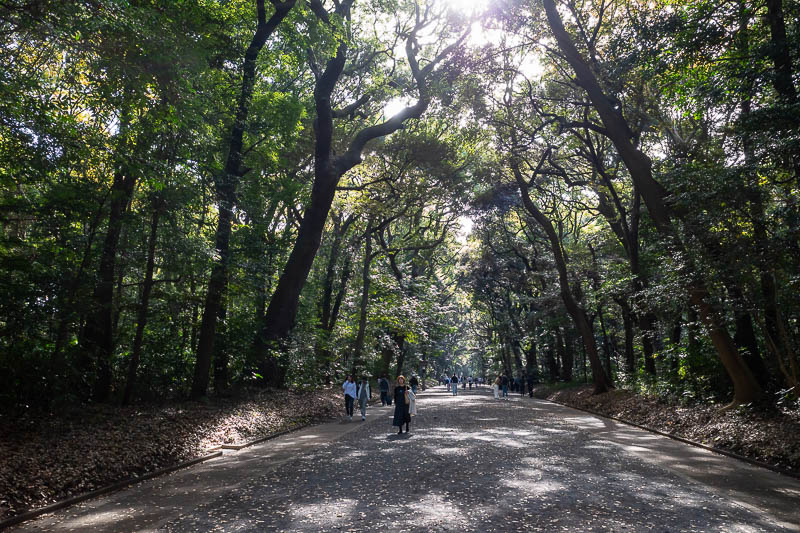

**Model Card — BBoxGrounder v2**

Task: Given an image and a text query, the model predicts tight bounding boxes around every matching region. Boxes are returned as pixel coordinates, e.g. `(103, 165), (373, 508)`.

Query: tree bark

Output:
(525, 335), (539, 381)
(561, 328), (575, 382)
(543, 0), (760, 404)
(510, 152), (612, 392)
(191, 0), (296, 399)
(619, 300), (636, 373)
(122, 201), (161, 405)
(351, 226), (373, 374)
(81, 165), (136, 402)
(255, 6), (467, 384)
(546, 343), (559, 381)
(765, 0), (797, 103)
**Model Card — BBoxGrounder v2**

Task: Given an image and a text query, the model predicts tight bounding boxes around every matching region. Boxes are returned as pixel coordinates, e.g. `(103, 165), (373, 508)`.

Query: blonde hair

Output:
(396, 375), (406, 384)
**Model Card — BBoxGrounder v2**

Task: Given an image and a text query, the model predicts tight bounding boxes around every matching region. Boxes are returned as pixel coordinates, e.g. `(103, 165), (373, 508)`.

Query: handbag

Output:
(405, 391), (410, 405)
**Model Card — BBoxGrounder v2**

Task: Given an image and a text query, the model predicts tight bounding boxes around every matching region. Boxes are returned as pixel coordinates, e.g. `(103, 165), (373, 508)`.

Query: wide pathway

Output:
(12, 387), (800, 532)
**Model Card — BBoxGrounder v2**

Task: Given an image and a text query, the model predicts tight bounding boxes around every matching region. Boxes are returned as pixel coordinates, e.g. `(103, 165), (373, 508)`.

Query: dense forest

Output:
(1, 0), (798, 412)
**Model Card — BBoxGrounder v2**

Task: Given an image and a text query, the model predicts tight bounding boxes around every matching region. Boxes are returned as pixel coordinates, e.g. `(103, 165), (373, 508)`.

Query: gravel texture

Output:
(538, 385), (800, 473)
(159, 387), (789, 532)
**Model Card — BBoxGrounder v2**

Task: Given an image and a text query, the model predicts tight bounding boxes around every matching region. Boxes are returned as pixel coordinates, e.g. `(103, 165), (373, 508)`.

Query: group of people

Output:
(440, 375), (483, 395)
(342, 374), (418, 434)
(439, 372), (538, 400)
(492, 374), (538, 399)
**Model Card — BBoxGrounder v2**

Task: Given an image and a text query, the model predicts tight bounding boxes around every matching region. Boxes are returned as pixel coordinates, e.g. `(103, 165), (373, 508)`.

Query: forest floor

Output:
(0, 387), (341, 522)
(533, 384), (800, 475)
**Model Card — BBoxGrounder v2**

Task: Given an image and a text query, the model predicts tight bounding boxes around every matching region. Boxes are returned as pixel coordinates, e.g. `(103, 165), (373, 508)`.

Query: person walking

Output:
(342, 375), (357, 420)
(357, 377), (371, 421)
(379, 375), (390, 406)
(409, 375), (419, 394)
(393, 375), (411, 434)
(501, 374), (509, 400)
(451, 374), (458, 396)
(493, 376), (501, 399)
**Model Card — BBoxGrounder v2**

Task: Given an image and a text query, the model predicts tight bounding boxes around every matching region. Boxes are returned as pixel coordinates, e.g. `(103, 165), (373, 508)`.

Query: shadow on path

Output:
(14, 387), (799, 532)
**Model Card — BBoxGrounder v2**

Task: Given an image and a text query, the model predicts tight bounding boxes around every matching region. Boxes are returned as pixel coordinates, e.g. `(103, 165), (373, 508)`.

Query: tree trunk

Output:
(191, 0), (296, 399)
(122, 203), (160, 405)
(543, 0), (760, 404)
(640, 312), (657, 375)
(512, 340), (524, 378)
(51, 190), (109, 382)
(351, 228), (373, 374)
(394, 332), (407, 378)
(598, 304), (613, 379)
(524, 337), (538, 380)
(765, 0), (797, 103)
(561, 329), (575, 382)
(510, 153), (611, 393)
(213, 302), (229, 394)
(255, 8), (465, 383)
(546, 343), (559, 382)
(81, 166), (136, 402)
(618, 300), (636, 373)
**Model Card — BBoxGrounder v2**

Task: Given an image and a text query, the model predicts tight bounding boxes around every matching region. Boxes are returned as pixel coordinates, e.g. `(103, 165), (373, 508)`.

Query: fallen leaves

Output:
(0, 387), (341, 521)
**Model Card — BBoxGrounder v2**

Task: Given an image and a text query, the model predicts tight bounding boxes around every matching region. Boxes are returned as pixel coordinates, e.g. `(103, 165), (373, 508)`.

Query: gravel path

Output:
(157, 387), (793, 532)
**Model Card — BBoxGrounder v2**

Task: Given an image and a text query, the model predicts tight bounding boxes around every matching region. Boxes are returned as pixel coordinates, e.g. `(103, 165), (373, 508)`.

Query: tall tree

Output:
(190, 0), (297, 399)
(255, 0), (468, 385)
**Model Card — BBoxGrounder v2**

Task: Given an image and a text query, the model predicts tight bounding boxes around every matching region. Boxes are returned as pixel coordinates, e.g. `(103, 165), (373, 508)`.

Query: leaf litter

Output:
(0, 387), (341, 521)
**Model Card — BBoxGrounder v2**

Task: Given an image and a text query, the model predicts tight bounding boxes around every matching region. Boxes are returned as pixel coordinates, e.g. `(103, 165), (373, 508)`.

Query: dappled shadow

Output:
(150, 387), (794, 532)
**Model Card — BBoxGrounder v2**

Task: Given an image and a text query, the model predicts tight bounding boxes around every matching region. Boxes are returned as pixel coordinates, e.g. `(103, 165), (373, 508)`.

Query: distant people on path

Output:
(410, 375), (419, 394)
(493, 376), (501, 399)
(357, 377), (371, 421)
(468, 376), (473, 389)
(393, 375), (411, 434)
(451, 374), (459, 395)
(342, 375), (357, 420)
(379, 375), (390, 406)
(501, 374), (509, 399)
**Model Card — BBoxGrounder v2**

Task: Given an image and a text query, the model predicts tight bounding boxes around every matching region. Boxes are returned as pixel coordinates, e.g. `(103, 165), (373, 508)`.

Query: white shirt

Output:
(342, 380), (357, 398)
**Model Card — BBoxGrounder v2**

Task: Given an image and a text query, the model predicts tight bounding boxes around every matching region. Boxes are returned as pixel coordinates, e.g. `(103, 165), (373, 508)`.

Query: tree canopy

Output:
(1, 0), (798, 410)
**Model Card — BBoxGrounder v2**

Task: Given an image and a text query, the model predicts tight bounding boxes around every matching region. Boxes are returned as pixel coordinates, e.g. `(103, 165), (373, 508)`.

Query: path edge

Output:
(0, 420), (317, 531)
(543, 397), (800, 480)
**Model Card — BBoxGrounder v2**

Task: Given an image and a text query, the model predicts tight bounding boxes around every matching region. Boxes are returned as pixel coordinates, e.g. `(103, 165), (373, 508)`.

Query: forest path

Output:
(12, 387), (799, 532)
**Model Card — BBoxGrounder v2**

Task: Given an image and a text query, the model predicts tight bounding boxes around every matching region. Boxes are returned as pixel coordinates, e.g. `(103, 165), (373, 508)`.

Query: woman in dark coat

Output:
(392, 375), (410, 434)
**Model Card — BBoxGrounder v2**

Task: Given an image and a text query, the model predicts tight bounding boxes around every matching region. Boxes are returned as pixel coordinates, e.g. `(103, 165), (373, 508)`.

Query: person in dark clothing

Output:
(501, 374), (509, 399)
(392, 375), (411, 434)
(379, 375), (390, 406)
(409, 375), (419, 394)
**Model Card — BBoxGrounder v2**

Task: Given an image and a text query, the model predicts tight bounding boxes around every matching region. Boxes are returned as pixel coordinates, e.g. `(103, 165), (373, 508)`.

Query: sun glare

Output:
(441, 0), (492, 16)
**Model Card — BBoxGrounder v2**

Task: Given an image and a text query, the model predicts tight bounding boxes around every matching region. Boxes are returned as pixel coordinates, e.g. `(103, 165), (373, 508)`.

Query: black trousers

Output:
(344, 395), (354, 416)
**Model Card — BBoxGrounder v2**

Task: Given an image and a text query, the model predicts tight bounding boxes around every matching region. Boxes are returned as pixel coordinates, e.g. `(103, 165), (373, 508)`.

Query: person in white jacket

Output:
(342, 375), (357, 420)
(357, 377), (371, 421)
